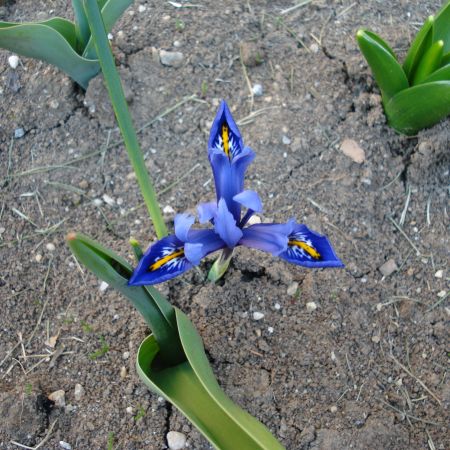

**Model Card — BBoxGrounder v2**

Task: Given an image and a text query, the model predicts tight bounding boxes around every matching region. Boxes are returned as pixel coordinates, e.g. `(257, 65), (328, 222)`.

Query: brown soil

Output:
(0, 1), (449, 449)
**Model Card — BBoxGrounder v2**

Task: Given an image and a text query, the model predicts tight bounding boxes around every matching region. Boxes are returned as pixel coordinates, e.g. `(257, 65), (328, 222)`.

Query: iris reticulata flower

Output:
(129, 101), (343, 286)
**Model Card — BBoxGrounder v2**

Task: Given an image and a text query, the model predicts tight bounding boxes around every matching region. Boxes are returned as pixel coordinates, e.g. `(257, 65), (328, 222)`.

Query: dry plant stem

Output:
(82, 0), (167, 239)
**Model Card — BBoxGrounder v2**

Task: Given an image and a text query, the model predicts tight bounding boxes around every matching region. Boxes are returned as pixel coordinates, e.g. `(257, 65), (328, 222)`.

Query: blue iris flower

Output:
(129, 101), (343, 286)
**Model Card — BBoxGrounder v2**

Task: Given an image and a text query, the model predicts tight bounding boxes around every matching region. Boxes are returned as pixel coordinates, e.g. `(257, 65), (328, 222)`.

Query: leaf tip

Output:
(66, 231), (77, 242)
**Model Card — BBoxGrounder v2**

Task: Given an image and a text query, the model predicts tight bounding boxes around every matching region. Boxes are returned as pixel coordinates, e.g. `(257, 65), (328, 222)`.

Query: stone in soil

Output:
(340, 138), (365, 163)
(167, 430), (187, 449)
(159, 50), (184, 67)
(379, 259), (398, 277)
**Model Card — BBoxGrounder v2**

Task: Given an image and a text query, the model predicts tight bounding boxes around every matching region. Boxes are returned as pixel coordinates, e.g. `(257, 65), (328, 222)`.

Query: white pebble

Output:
(35, 253), (43, 263)
(267, 326), (274, 333)
(126, 406), (133, 414)
(252, 311), (264, 321)
(247, 215), (261, 225)
(163, 205), (175, 214)
(274, 302), (281, 310)
(93, 198), (103, 207)
(74, 384), (84, 402)
(282, 135), (291, 145)
(59, 442), (72, 450)
(122, 351), (130, 360)
(252, 83), (263, 96)
(120, 366), (127, 379)
(167, 431), (187, 450)
(138, 5), (146, 12)
(435, 269), (443, 278)
(107, 33), (113, 40)
(8, 55), (19, 69)
(99, 281), (109, 292)
(102, 194), (115, 206)
(330, 405), (338, 413)
(46, 243), (56, 252)
(306, 302), (317, 312)
(287, 282), (298, 296)
(437, 290), (447, 298)
(48, 390), (66, 408)
(14, 128), (25, 139)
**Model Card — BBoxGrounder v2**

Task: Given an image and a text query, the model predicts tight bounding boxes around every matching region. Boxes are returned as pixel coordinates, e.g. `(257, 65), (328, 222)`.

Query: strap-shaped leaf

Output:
(362, 30), (397, 58)
(412, 39), (444, 85)
(83, 0), (133, 59)
(0, 22), (99, 88)
(385, 81), (450, 135)
(434, 0), (450, 53)
(442, 51), (450, 66)
(356, 29), (409, 102)
(137, 309), (285, 450)
(403, 15), (434, 81)
(72, 0), (91, 50)
(67, 232), (185, 366)
(420, 63), (450, 84)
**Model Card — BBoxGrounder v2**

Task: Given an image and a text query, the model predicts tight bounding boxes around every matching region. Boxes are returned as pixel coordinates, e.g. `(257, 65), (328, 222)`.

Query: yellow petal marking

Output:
(222, 124), (230, 158)
(289, 240), (321, 259)
(149, 249), (184, 271)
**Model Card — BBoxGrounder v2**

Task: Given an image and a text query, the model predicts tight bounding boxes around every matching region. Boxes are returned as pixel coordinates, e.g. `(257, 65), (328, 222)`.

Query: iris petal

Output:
(233, 190), (263, 213)
(185, 229), (226, 264)
(197, 201), (217, 224)
(214, 198), (243, 248)
(278, 224), (344, 268)
(174, 213), (195, 242)
(128, 235), (192, 285)
(240, 223), (289, 256)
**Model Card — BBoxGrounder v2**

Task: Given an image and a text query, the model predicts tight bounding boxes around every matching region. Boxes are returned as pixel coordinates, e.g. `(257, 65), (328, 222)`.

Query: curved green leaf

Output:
(421, 63), (450, 84)
(137, 309), (285, 450)
(0, 22), (99, 88)
(72, 0), (91, 50)
(385, 81), (450, 135)
(362, 30), (396, 58)
(442, 51), (450, 66)
(356, 29), (409, 102)
(403, 15), (434, 81)
(412, 39), (444, 85)
(67, 232), (185, 366)
(83, 0), (133, 59)
(434, 0), (450, 52)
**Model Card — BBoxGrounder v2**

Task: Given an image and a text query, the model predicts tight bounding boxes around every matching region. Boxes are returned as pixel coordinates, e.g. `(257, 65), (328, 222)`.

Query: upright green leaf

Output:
(403, 15), (434, 81)
(385, 81), (450, 135)
(434, 0), (450, 52)
(356, 29), (409, 102)
(72, 0), (91, 50)
(441, 51), (450, 66)
(67, 232), (185, 366)
(420, 63), (450, 84)
(0, 22), (99, 88)
(137, 309), (285, 450)
(83, 0), (133, 59)
(412, 39), (444, 85)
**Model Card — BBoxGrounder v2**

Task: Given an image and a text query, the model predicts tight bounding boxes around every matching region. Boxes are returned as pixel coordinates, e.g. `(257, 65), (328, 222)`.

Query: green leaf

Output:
(385, 81), (450, 135)
(412, 39), (444, 85)
(0, 21), (99, 88)
(83, 0), (133, 59)
(434, 0), (450, 53)
(137, 309), (286, 450)
(421, 63), (450, 83)
(403, 15), (434, 81)
(356, 29), (409, 102)
(67, 232), (185, 366)
(72, 0), (91, 50)
(442, 51), (450, 66)
(361, 30), (397, 58)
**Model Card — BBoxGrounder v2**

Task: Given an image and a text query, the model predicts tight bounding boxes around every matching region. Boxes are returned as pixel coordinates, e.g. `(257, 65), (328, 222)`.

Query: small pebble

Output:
(14, 128), (25, 139)
(99, 281), (109, 292)
(35, 253), (43, 263)
(122, 351), (130, 360)
(8, 55), (19, 69)
(173, 40), (182, 48)
(126, 406), (133, 414)
(437, 290), (447, 298)
(160, 50), (184, 68)
(120, 366), (128, 379)
(379, 259), (398, 277)
(247, 215), (261, 225)
(107, 33), (113, 40)
(163, 205), (175, 214)
(282, 135), (291, 145)
(48, 390), (66, 408)
(371, 335), (381, 344)
(138, 4), (146, 12)
(287, 282), (298, 296)
(93, 198), (103, 207)
(74, 384), (84, 402)
(252, 83), (263, 96)
(330, 405), (338, 413)
(306, 302), (317, 312)
(310, 43), (320, 53)
(340, 138), (365, 164)
(252, 311), (265, 321)
(102, 194), (115, 206)
(274, 302), (281, 310)
(267, 326), (274, 334)
(167, 431), (187, 450)
(59, 442), (72, 450)
(435, 269), (443, 278)
(46, 243), (56, 252)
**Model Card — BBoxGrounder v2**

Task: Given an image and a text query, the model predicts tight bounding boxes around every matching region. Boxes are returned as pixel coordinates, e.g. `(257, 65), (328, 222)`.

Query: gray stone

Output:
(379, 259), (398, 277)
(159, 50), (184, 68)
(167, 431), (186, 449)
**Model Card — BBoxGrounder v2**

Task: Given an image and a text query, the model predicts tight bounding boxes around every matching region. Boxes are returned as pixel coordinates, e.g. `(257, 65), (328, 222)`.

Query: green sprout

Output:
(89, 336), (110, 360)
(24, 382), (33, 396)
(175, 18), (185, 32)
(356, 1), (450, 135)
(134, 405), (146, 422)
(81, 320), (93, 333)
(0, 0), (132, 89)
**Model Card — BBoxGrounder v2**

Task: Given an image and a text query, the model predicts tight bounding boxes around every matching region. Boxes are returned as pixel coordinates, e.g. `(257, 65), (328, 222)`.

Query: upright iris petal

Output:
(208, 101), (255, 222)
